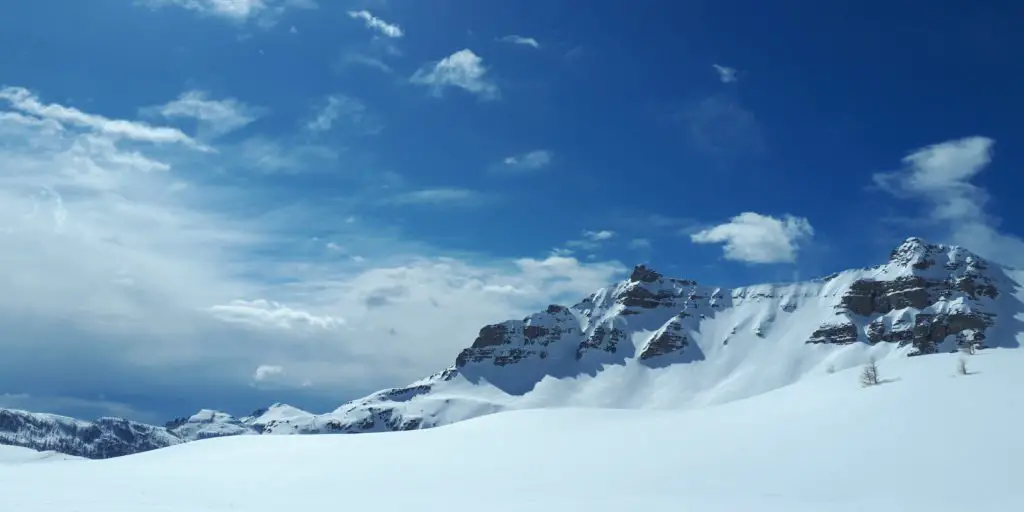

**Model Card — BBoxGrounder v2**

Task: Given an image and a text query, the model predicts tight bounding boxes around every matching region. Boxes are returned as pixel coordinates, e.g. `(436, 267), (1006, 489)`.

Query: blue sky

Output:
(0, 0), (1021, 422)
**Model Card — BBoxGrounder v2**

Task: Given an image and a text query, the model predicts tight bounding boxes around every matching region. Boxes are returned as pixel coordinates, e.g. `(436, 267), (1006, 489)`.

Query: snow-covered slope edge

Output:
(4, 350), (1023, 512)
(263, 237), (1023, 434)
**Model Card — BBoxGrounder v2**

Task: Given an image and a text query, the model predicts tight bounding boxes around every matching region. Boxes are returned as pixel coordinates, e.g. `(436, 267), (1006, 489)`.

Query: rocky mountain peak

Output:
(887, 236), (986, 274)
(629, 264), (662, 283)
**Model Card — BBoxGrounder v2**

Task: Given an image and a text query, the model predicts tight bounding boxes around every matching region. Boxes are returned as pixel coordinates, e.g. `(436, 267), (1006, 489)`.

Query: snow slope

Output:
(264, 237), (1023, 434)
(0, 445), (83, 464)
(2, 350), (1021, 511)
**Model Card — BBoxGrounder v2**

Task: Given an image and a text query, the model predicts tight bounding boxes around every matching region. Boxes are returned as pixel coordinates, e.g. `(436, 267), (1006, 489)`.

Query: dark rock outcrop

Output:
(639, 318), (689, 360)
(806, 320), (859, 345)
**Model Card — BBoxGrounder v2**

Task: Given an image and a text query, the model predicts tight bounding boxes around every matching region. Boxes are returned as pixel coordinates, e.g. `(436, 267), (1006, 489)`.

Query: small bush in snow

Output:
(956, 357), (970, 376)
(860, 359), (880, 387)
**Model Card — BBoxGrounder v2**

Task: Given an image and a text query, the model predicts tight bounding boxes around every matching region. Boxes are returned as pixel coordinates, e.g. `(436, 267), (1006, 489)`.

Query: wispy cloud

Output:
(386, 187), (484, 207)
(411, 49), (499, 100)
(344, 53), (394, 74)
(691, 212), (814, 264)
(140, 0), (318, 26)
(712, 64), (738, 83)
(233, 136), (339, 173)
(499, 35), (540, 48)
(496, 149), (553, 174)
(144, 90), (264, 138)
(872, 136), (1024, 267)
(583, 230), (615, 242)
(561, 229), (617, 252)
(0, 86), (207, 149)
(683, 94), (763, 160)
(347, 10), (403, 38)
(306, 94), (380, 134)
(628, 238), (651, 250)
(211, 299), (345, 329)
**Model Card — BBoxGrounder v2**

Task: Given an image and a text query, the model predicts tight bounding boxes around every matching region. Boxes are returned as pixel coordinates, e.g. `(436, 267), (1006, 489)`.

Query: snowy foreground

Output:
(2, 351), (1022, 511)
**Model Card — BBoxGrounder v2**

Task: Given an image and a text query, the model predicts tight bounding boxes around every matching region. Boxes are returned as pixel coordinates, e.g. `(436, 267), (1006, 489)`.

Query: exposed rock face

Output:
(638, 314), (693, 360)
(819, 238), (1004, 355)
(0, 409), (180, 459)
(454, 304), (581, 369)
(806, 320), (859, 345)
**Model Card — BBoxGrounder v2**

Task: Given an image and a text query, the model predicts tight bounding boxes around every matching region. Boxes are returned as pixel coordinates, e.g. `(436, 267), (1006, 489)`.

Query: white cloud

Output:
(873, 136), (1024, 267)
(145, 90), (264, 138)
(563, 230), (616, 252)
(583, 230), (615, 241)
(499, 35), (540, 48)
(347, 10), (403, 38)
(253, 364), (285, 382)
(211, 299), (345, 329)
(141, 0), (317, 25)
(0, 87), (207, 150)
(691, 212), (814, 264)
(498, 150), (552, 173)
(0, 85), (627, 422)
(387, 188), (483, 206)
(712, 64), (738, 83)
(411, 49), (499, 100)
(305, 94), (380, 134)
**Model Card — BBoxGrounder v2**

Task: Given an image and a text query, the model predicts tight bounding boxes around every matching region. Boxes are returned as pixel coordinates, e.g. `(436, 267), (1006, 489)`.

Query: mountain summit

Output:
(258, 237), (1021, 435)
(3, 237), (1022, 456)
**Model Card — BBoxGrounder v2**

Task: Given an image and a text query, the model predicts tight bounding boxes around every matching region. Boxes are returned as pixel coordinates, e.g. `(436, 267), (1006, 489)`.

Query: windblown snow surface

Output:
(2, 350), (1022, 511)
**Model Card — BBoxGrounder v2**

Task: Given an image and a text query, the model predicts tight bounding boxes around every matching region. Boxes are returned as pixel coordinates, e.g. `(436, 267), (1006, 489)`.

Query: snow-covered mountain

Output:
(0, 408), (182, 459)
(164, 403), (314, 439)
(2, 237), (1021, 458)
(0, 403), (313, 459)
(261, 237), (1023, 434)
(5, 349), (1024, 511)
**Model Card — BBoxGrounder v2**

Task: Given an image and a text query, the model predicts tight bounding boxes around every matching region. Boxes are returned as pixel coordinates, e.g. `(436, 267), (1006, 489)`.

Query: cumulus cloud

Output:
(144, 90), (264, 138)
(712, 64), (738, 83)
(347, 10), (403, 38)
(873, 136), (1024, 266)
(499, 35), (540, 48)
(497, 150), (552, 173)
(253, 364), (285, 381)
(691, 212), (814, 264)
(411, 49), (499, 100)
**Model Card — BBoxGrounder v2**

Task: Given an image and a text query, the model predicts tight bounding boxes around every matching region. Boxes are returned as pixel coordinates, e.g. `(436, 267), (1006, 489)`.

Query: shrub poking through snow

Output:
(860, 358), (880, 387)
